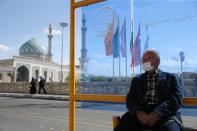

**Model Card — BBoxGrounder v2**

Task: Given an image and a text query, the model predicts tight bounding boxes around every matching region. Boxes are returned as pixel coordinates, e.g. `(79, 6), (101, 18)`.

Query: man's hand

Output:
(147, 112), (160, 126)
(136, 111), (150, 125)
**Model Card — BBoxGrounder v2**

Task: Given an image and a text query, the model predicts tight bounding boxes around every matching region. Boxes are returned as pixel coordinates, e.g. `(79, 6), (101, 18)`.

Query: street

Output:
(0, 97), (121, 131)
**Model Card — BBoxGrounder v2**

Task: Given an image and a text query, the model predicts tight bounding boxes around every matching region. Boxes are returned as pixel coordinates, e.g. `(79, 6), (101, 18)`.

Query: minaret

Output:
(79, 14), (89, 81)
(47, 24), (53, 61)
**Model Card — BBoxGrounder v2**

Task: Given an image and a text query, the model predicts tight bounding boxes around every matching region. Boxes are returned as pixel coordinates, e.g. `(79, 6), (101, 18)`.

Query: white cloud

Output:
(184, 58), (197, 66)
(160, 56), (197, 73)
(88, 59), (114, 76)
(168, 48), (183, 52)
(89, 60), (100, 65)
(0, 44), (11, 52)
(43, 27), (61, 35)
(94, 53), (106, 58)
(161, 58), (179, 67)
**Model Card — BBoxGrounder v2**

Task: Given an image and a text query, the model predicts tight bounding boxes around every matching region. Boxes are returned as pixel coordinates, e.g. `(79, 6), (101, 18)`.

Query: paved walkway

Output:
(0, 93), (196, 130)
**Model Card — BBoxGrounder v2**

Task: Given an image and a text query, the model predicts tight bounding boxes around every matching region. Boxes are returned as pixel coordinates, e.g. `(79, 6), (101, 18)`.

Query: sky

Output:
(134, 0), (197, 74)
(82, 0), (197, 76)
(0, 0), (197, 76)
(0, 0), (81, 65)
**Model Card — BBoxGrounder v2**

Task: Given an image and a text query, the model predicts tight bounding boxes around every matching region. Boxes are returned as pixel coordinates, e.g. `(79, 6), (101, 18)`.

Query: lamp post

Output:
(170, 52), (185, 95)
(60, 22), (68, 82)
(179, 51), (185, 75)
(179, 51), (185, 95)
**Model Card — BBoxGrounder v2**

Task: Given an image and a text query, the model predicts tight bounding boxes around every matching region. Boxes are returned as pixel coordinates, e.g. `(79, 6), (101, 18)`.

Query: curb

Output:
(0, 93), (69, 101)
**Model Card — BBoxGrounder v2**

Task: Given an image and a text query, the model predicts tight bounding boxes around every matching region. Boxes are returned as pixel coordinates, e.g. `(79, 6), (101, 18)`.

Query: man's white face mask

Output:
(142, 62), (154, 72)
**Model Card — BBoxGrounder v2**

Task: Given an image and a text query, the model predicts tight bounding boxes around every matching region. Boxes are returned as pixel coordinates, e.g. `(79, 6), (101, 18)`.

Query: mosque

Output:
(0, 24), (80, 82)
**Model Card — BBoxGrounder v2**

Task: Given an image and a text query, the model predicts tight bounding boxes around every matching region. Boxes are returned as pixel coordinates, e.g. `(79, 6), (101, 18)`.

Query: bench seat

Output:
(113, 116), (197, 131)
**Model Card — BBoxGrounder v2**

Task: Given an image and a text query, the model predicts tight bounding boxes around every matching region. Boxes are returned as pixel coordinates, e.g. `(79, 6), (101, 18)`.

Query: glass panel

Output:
(76, 0), (132, 95)
(135, 0), (197, 97)
(75, 1), (197, 130)
(76, 0), (197, 97)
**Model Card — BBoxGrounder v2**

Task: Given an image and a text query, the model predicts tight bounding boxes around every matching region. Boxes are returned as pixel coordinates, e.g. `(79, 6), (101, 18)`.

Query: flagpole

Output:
(132, 23), (135, 77)
(126, 51), (128, 81)
(118, 15), (121, 82)
(125, 18), (128, 81)
(119, 55), (121, 82)
(112, 12), (115, 82)
(130, 0), (135, 77)
(120, 17), (128, 82)
(132, 20), (135, 77)
(143, 25), (149, 53)
(124, 17), (128, 82)
(139, 22), (142, 74)
(113, 56), (114, 82)
(120, 17), (127, 82)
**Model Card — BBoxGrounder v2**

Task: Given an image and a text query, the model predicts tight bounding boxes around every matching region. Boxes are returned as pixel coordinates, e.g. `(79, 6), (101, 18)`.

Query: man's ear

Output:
(155, 59), (160, 67)
(151, 58), (159, 67)
(157, 58), (160, 65)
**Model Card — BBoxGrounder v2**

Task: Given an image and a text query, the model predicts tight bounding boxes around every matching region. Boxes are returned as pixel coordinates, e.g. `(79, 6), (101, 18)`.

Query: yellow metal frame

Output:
(183, 97), (197, 106)
(75, 94), (125, 103)
(70, 1), (197, 131)
(75, 94), (197, 106)
(70, 1), (106, 131)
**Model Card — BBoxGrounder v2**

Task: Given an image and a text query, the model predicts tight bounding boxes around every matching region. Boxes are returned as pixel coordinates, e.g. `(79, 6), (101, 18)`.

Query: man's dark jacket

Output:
(126, 69), (183, 119)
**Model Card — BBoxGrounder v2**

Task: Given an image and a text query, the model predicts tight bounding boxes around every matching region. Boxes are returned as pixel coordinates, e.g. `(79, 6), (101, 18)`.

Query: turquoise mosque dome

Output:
(19, 38), (47, 59)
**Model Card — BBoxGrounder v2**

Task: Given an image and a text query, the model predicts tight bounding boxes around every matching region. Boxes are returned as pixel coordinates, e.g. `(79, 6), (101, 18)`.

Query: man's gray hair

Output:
(143, 49), (160, 61)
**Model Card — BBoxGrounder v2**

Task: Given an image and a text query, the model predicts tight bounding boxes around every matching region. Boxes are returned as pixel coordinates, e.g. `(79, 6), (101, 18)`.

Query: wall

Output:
(0, 82), (71, 95)
(0, 80), (196, 97)
(79, 82), (130, 95)
(0, 82), (129, 95)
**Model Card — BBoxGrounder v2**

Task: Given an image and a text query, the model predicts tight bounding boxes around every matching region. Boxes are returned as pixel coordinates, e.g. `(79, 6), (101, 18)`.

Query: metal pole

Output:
(181, 61), (182, 74)
(70, 0), (75, 131)
(61, 26), (63, 82)
(126, 52), (127, 81)
(130, 0), (135, 77)
(112, 12), (115, 82)
(113, 57), (114, 82)
(118, 16), (121, 82)
(181, 60), (184, 91)
(60, 22), (68, 82)
(73, 0), (106, 8)
(70, 1), (106, 131)
(124, 17), (127, 81)
(179, 51), (185, 95)
(119, 54), (121, 82)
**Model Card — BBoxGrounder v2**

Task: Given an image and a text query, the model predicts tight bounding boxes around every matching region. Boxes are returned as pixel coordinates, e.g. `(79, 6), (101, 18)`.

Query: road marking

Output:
(28, 112), (40, 116)
(49, 127), (54, 130)
(1, 109), (12, 112)
(40, 125), (45, 128)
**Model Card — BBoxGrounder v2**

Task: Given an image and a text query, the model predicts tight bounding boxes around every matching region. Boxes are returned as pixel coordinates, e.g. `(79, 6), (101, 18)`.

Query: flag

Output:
(120, 18), (127, 57)
(132, 22), (141, 67)
(112, 17), (120, 58)
(104, 20), (114, 56)
(143, 25), (149, 52)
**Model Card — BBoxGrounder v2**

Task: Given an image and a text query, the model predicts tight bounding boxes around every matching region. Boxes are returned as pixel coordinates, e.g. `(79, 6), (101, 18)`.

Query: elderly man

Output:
(114, 49), (183, 131)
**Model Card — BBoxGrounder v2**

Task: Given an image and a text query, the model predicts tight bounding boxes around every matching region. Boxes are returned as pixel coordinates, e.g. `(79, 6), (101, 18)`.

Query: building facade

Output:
(0, 24), (80, 82)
